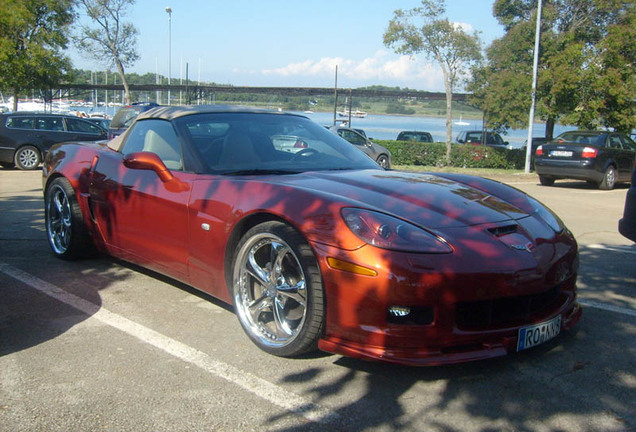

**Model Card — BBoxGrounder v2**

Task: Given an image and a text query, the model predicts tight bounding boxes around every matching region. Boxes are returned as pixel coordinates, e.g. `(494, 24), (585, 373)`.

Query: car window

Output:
(66, 118), (104, 134)
(6, 116), (35, 129)
(608, 135), (623, 149)
(486, 133), (503, 145)
(338, 129), (367, 146)
(121, 119), (183, 170)
(619, 135), (636, 150)
(466, 132), (481, 142)
(37, 117), (65, 131)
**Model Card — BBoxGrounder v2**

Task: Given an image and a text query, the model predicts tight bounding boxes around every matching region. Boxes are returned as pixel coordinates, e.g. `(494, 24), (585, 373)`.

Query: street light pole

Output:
(166, 6), (172, 105)
(525, 0), (542, 173)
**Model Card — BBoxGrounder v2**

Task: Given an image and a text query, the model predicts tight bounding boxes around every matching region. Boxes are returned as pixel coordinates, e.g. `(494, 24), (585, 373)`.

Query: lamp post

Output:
(166, 6), (172, 105)
(525, 0), (542, 173)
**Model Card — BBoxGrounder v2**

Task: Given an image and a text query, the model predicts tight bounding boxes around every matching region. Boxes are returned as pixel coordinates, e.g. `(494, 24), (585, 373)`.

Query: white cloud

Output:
(452, 22), (475, 33)
(260, 50), (446, 91)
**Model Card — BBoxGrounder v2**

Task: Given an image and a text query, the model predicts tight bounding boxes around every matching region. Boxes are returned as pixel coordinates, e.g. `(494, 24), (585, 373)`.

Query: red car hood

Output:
(276, 170), (530, 230)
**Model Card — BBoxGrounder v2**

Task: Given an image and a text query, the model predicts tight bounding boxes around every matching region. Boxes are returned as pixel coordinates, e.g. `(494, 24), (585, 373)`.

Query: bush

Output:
(376, 140), (526, 169)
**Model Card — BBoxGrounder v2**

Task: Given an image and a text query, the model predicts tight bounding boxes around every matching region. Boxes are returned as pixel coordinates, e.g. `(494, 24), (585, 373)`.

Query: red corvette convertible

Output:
(42, 105), (581, 366)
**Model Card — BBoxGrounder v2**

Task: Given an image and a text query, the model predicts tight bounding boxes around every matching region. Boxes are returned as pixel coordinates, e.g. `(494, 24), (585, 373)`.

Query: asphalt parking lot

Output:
(1, 168), (634, 432)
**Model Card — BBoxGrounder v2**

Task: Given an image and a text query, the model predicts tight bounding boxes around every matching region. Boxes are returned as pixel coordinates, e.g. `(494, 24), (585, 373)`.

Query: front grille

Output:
(455, 285), (561, 329)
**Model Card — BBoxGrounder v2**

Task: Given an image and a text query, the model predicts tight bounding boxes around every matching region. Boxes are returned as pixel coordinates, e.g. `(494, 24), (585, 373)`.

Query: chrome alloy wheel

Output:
(46, 184), (73, 254)
(233, 233), (308, 349)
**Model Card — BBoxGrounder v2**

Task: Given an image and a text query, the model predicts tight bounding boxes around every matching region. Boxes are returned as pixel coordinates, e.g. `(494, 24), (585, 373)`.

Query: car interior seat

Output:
(219, 130), (260, 166)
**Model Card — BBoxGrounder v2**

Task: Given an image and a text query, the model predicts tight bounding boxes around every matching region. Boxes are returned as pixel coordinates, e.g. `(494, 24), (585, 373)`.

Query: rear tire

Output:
(376, 154), (390, 169)
(14, 145), (41, 170)
(45, 177), (94, 260)
(539, 175), (555, 186)
(598, 166), (616, 190)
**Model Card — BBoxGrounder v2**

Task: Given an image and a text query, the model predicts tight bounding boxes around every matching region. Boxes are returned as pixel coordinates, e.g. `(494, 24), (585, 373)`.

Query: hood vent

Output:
(488, 224), (518, 237)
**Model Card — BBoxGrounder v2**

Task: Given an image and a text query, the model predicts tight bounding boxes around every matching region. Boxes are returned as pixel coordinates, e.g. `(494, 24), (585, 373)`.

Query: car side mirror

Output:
(458, 139), (465, 144)
(123, 151), (173, 182)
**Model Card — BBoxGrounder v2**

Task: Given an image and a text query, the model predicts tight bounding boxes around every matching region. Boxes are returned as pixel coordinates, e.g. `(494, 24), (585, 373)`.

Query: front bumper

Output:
(312, 220), (581, 366)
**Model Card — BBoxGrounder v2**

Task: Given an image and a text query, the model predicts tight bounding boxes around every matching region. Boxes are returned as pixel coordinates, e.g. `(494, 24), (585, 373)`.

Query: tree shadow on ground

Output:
(269, 244), (635, 431)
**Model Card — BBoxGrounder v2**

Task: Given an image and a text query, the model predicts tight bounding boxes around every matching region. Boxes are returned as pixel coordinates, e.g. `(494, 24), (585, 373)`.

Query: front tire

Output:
(598, 166), (616, 190)
(45, 177), (94, 260)
(231, 221), (324, 357)
(14, 145), (41, 170)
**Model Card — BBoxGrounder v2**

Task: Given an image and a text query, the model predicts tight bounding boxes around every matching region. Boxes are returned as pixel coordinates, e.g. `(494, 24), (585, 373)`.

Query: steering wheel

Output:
(292, 148), (319, 159)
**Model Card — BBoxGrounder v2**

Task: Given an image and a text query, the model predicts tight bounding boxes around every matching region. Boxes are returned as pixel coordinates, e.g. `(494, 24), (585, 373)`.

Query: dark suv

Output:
(108, 102), (160, 139)
(0, 112), (107, 170)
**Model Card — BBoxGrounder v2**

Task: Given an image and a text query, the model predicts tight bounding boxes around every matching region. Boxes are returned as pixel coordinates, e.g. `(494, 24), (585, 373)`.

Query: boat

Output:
(455, 115), (469, 126)
(337, 109), (367, 118)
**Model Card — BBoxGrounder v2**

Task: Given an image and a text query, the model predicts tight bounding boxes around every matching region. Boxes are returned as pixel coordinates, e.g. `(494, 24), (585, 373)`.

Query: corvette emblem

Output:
(510, 242), (535, 253)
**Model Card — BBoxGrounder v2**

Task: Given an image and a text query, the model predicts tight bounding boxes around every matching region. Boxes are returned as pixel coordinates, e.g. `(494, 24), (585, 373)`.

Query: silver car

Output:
(327, 126), (391, 168)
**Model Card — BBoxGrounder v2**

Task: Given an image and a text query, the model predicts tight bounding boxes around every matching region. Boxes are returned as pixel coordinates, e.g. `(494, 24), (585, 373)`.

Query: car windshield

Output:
(175, 112), (381, 174)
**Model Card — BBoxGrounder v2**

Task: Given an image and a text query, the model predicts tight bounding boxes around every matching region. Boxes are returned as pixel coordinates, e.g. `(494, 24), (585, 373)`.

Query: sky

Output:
(69, 0), (506, 92)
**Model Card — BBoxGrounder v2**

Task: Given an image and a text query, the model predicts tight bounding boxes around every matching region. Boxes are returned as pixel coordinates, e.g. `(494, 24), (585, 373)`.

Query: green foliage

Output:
(386, 103), (416, 115)
(378, 140), (526, 169)
(0, 0), (75, 102)
(469, 0), (635, 137)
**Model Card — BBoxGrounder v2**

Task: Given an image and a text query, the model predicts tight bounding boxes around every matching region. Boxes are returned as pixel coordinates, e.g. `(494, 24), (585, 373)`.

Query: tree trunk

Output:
(12, 89), (18, 111)
(545, 117), (555, 140)
(441, 66), (453, 163)
(114, 58), (131, 104)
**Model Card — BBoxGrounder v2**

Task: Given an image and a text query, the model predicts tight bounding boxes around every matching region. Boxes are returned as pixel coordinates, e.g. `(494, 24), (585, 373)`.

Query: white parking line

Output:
(579, 300), (636, 318)
(0, 263), (338, 424)
(586, 244), (636, 254)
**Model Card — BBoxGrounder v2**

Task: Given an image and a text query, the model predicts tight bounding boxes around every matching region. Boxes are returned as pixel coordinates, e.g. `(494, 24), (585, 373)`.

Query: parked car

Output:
(327, 125), (391, 168)
(455, 130), (509, 148)
(534, 131), (636, 190)
(86, 117), (111, 131)
(522, 137), (547, 153)
(42, 105), (581, 366)
(0, 112), (107, 170)
(618, 159), (636, 242)
(397, 131), (433, 143)
(108, 102), (159, 139)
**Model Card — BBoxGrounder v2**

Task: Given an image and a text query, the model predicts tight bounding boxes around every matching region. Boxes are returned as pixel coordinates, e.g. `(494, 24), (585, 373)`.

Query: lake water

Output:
(297, 111), (575, 149)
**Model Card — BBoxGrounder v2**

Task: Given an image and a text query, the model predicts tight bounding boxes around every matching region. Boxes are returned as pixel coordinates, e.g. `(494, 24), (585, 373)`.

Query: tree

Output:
(384, 0), (482, 161)
(75, 0), (139, 104)
(469, 0), (635, 138)
(0, 0), (75, 111)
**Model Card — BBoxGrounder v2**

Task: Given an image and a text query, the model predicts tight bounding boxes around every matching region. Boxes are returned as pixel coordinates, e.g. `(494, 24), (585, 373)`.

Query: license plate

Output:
(517, 315), (562, 351)
(550, 150), (573, 157)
